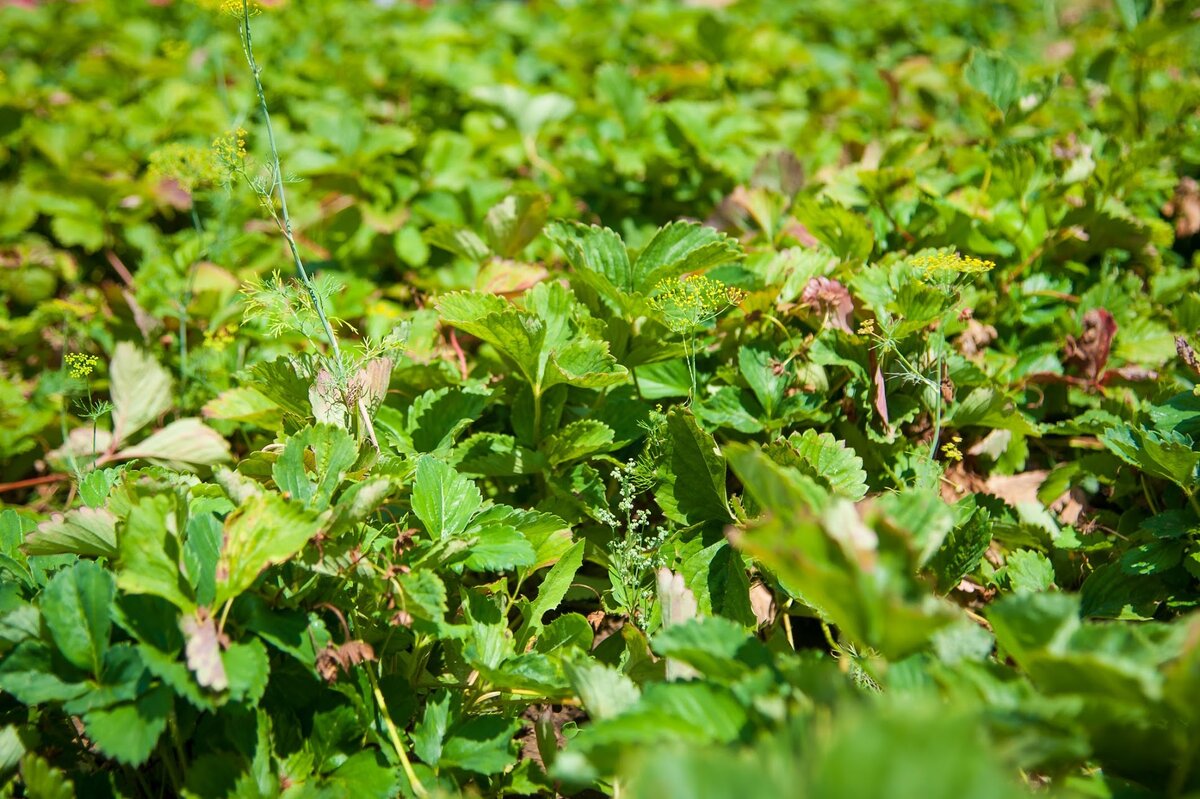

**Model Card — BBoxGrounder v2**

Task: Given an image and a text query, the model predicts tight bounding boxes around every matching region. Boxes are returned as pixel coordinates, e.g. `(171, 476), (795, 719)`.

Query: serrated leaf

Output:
(483, 193), (548, 258)
(118, 495), (193, 612)
(25, 507), (117, 559)
(927, 508), (993, 594)
(0, 641), (88, 705)
(222, 637), (270, 704)
(214, 494), (323, 606)
(463, 524), (536, 571)
(116, 417), (231, 467)
(656, 408), (731, 524)
(524, 539), (584, 638)
(398, 569), (447, 623)
(40, 561), (114, 675)
(246, 356), (314, 420)
(965, 49), (1019, 114)
(82, 684), (171, 766)
(1006, 549), (1055, 592)
(632, 221), (742, 293)
(273, 424), (358, 511)
(412, 455), (482, 539)
(774, 429), (868, 501)
(738, 345), (787, 418)
(542, 420), (615, 466)
(202, 387), (280, 425)
(426, 224), (492, 262)
(564, 659), (641, 721)
(19, 754), (74, 799)
(109, 342), (173, 445)
(439, 716), (521, 775)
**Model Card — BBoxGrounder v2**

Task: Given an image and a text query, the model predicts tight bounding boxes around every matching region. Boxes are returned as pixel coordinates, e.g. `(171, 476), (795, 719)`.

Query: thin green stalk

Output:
(928, 352), (944, 463)
(238, 0), (342, 375)
(367, 668), (427, 798)
(179, 206), (205, 386)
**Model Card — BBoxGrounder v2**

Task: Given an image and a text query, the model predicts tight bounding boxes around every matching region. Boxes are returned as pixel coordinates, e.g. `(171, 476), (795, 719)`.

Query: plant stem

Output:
(238, 0), (342, 375)
(179, 205), (205, 386)
(367, 668), (427, 798)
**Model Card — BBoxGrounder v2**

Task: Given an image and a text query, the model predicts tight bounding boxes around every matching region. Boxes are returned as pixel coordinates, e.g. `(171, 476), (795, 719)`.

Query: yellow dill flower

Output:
(219, 0), (262, 16)
(211, 128), (248, 178)
(648, 275), (744, 334)
(204, 323), (238, 352)
(940, 435), (964, 462)
(910, 250), (995, 278)
(65, 353), (99, 379)
(856, 318), (876, 336)
(148, 142), (221, 193)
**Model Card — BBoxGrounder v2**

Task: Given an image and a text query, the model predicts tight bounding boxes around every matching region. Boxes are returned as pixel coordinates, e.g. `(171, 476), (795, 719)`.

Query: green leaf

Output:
(439, 716), (521, 775)
(655, 408), (731, 524)
(19, 754), (75, 799)
(1078, 562), (1162, 620)
(632, 221), (742, 293)
(407, 386), (489, 453)
(25, 507), (118, 559)
(109, 342), (174, 445)
(201, 386), (281, 425)
(116, 418), (231, 467)
(412, 690), (452, 765)
(222, 637), (270, 704)
(40, 561), (114, 675)
(0, 641), (88, 704)
(926, 508), (993, 594)
(78, 468), (122, 509)
(546, 221), (634, 295)
(118, 495), (193, 612)
(214, 494), (323, 606)
(82, 684), (172, 766)
(463, 524), (536, 572)
(772, 429), (868, 501)
(965, 49), (1020, 114)
(679, 541), (755, 627)
(246, 356), (314, 421)
(542, 420), (615, 467)
(483, 192), (548, 259)
(398, 570), (447, 623)
(273, 424), (358, 511)
(1006, 549), (1056, 592)
(412, 455), (482, 539)
(565, 659), (641, 721)
(526, 539), (585, 633)
(651, 617), (768, 681)
(1100, 425), (1200, 489)
(425, 224), (491, 262)
(738, 345), (787, 418)
(725, 443), (829, 517)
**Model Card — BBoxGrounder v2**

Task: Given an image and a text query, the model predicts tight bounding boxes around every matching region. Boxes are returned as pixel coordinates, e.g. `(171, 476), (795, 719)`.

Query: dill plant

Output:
(648, 274), (745, 402)
(862, 249), (994, 463)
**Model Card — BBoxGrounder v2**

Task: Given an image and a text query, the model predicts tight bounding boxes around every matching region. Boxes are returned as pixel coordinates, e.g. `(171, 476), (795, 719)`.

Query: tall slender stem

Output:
(238, 0), (342, 374)
(367, 668), (427, 798)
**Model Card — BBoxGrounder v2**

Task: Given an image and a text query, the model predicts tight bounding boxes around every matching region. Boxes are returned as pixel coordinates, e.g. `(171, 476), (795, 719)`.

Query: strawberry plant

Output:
(2, 0), (1200, 797)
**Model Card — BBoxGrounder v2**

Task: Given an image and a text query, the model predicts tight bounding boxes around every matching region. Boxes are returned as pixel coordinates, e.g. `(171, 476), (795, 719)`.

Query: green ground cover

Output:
(1, 0), (1200, 796)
